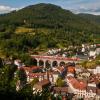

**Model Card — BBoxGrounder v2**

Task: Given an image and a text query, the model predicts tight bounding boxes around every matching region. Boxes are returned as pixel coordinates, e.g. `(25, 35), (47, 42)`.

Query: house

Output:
(14, 59), (22, 67)
(75, 65), (83, 73)
(86, 86), (97, 98)
(67, 76), (100, 99)
(67, 76), (87, 93)
(27, 73), (45, 82)
(28, 71), (54, 83)
(96, 44), (100, 55)
(52, 71), (61, 83)
(67, 72), (74, 77)
(52, 66), (65, 74)
(88, 66), (100, 74)
(53, 87), (68, 100)
(33, 79), (51, 91)
(88, 74), (100, 84)
(53, 87), (68, 95)
(66, 65), (75, 77)
(67, 66), (75, 74)
(96, 48), (100, 55)
(22, 66), (41, 75)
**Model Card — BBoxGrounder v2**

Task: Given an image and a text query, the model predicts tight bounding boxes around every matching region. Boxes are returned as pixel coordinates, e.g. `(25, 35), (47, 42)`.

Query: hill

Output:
(0, 3), (100, 33)
(78, 13), (100, 25)
(0, 3), (100, 56)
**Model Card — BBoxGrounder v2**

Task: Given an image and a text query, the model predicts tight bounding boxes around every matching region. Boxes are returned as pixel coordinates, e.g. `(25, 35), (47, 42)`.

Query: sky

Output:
(0, 0), (100, 15)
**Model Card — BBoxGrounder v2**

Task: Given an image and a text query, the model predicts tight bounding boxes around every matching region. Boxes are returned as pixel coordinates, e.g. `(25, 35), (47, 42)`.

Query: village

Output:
(0, 1), (100, 100)
(9, 44), (100, 100)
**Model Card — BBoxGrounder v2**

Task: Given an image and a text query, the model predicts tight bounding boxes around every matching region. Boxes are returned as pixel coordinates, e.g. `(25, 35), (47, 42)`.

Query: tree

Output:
(95, 60), (100, 66)
(0, 65), (17, 100)
(17, 68), (27, 86)
(31, 78), (39, 87)
(18, 84), (33, 100)
(0, 58), (3, 68)
(81, 61), (88, 68)
(85, 61), (96, 68)
(56, 77), (65, 87)
(19, 54), (34, 66)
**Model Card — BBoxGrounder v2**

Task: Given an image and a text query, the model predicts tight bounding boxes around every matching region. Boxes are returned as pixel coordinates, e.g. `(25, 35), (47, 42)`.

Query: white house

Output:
(89, 50), (96, 58)
(14, 59), (22, 67)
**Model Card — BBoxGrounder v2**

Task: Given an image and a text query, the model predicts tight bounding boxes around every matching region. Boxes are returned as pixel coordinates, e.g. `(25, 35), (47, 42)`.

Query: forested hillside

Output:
(78, 13), (100, 25)
(0, 3), (100, 57)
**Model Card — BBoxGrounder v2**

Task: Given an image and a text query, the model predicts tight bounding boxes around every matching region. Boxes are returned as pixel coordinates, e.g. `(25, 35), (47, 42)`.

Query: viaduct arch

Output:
(31, 55), (80, 68)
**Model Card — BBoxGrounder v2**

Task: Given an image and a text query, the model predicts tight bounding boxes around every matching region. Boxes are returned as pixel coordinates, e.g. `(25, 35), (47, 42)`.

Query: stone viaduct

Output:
(31, 55), (80, 67)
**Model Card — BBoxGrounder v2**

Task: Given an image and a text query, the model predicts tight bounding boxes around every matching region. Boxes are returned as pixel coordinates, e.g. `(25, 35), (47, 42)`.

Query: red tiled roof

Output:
(31, 66), (40, 70)
(54, 87), (68, 92)
(96, 44), (100, 47)
(21, 67), (31, 71)
(28, 73), (45, 77)
(57, 67), (65, 72)
(28, 71), (53, 78)
(68, 77), (87, 90)
(22, 66), (40, 71)
(67, 66), (75, 73)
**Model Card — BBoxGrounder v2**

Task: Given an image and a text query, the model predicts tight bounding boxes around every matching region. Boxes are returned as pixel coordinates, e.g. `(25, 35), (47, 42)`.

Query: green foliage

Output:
(56, 77), (65, 87)
(78, 13), (100, 25)
(0, 58), (3, 68)
(17, 68), (27, 84)
(19, 53), (35, 66)
(96, 54), (100, 60)
(0, 64), (61, 100)
(81, 57), (100, 69)
(0, 3), (99, 57)
(0, 3), (100, 35)
(18, 84), (34, 100)
(31, 78), (39, 86)
(0, 64), (18, 99)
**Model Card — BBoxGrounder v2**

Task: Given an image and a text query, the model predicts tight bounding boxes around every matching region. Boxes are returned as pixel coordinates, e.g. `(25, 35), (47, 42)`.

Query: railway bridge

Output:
(31, 55), (80, 67)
